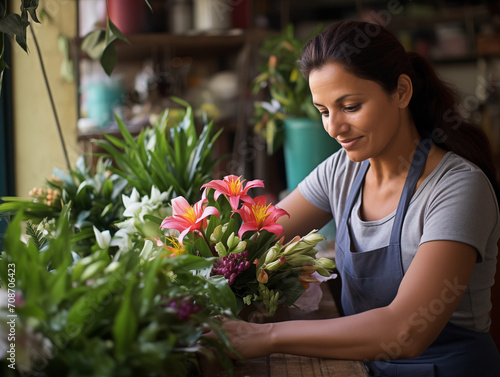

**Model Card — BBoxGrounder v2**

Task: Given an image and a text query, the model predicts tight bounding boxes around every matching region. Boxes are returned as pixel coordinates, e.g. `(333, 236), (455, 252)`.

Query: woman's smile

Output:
(309, 62), (404, 162)
(336, 136), (363, 150)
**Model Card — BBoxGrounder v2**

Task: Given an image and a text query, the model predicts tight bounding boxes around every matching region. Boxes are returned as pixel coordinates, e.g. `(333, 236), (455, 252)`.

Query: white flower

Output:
(122, 188), (142, 218)
(110, 228), (133, 252)
(261, 99), (281, 114)
(139, 239), (155, 260)
(93, 226), (111, 249)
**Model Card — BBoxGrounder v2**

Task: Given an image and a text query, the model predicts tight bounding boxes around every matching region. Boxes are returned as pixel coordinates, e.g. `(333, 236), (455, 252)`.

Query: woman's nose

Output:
(324, 112), (346, 139)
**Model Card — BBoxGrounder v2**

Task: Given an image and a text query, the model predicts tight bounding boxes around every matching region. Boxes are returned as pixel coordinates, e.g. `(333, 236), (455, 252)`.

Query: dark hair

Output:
(299, 19), (499, 199)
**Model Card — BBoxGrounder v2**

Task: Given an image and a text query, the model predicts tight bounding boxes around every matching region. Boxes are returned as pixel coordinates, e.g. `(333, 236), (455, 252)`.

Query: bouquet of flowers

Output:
(156, 175), (336, 316)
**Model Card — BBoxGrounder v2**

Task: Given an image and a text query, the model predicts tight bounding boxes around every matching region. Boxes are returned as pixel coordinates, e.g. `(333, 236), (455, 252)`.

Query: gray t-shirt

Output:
(299, 149), (500, 332)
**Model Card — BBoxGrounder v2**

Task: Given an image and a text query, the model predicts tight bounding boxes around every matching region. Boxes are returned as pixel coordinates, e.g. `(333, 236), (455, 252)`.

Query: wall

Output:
(11, 1), (79, 197)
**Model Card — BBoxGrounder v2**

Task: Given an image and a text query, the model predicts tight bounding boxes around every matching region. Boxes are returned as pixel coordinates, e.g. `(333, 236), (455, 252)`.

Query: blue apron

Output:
(335, 139), (500, 377)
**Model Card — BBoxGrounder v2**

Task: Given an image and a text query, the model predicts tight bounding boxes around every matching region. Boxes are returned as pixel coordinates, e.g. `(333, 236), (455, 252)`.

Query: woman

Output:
(221, 20), (500, 376)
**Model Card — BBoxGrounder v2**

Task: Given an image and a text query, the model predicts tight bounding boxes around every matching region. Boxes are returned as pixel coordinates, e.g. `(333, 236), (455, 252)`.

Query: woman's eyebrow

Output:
(313, 93), (362, 107)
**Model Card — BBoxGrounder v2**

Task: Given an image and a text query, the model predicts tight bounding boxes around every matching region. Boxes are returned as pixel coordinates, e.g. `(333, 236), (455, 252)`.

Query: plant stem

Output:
(30, 26), (71, 172)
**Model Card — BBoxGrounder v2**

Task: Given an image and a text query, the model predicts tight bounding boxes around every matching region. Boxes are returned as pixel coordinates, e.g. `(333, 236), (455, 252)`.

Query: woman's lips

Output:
(337, 137), (362, 150)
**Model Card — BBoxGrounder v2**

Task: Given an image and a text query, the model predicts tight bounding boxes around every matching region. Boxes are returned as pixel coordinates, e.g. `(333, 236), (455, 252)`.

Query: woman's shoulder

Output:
(433, 151), (492, 179)
(422, 150), (498, 211)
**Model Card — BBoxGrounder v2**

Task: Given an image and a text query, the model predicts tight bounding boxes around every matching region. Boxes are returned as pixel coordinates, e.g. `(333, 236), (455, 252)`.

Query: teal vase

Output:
(283, 118), (341, 191)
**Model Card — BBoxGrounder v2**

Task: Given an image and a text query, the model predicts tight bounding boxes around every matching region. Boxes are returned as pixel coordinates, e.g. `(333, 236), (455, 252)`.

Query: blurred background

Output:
(2, 0), (500, 202)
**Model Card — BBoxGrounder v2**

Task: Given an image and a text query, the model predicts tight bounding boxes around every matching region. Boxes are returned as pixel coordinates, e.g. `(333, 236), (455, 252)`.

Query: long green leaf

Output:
(113, 280), (137, 360)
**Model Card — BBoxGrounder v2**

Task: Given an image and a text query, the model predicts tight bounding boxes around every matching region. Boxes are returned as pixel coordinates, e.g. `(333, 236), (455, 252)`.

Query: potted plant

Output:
(252, 24), (341, 191)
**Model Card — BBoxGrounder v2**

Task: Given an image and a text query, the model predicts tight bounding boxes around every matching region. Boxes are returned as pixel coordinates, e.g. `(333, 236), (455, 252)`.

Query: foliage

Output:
(0, 101), (221, 255)
(0, 0), (38, 94)
(0, 156), (129, 255)
(93, 98), (223, 205)
(252, 24), (321, 155)
(0, 1), (152, 87)
(0, 207), (236, 377)
(155, 175), (336, 316)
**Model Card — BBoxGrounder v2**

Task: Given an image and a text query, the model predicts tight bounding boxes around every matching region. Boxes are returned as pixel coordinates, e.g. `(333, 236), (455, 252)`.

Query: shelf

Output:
(77, 28), (276, 61)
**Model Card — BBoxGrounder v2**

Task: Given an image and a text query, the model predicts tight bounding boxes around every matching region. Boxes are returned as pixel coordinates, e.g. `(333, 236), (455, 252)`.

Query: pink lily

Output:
(236, 195), (289, 239)
(201, 175), (265, 211)
(160, 196), (219, 244)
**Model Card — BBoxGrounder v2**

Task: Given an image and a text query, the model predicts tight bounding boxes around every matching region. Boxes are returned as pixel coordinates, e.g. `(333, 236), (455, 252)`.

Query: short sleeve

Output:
(420, 168), (499, 262)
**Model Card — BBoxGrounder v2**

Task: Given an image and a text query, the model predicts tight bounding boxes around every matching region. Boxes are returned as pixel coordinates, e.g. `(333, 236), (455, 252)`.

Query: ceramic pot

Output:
(283, 118), (341, 191)
(107, 0), (145, 35)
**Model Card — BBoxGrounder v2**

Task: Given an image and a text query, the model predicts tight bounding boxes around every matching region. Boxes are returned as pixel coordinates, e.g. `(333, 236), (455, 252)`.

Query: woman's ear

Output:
(397, 74), (413, 108)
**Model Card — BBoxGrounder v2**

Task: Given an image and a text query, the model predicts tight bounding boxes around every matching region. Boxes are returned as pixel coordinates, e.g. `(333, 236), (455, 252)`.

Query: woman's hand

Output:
(207, 318), (275, 360)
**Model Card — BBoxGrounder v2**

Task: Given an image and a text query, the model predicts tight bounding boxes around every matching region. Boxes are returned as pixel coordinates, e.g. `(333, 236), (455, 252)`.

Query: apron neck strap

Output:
(390, 138), (433, 244)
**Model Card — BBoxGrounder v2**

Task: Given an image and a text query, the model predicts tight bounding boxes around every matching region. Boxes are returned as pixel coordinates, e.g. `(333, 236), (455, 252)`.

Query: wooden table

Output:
(211, 283), (369, 377)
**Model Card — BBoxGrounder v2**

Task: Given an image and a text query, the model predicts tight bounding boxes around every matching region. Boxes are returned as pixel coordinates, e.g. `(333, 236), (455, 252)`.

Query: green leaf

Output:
(21, 0), (41, 24)
(81, 28), (106, 60)
(0, 13), (30, 52)
(194, 237), (214, 259)
(100, 43), (117, 76)
(139, 255), (162, 317)
(113, 281), (137, 360)
(207, 275), (238, 315)
(168, 253), (214, 272)
(107, 18), (128, 43)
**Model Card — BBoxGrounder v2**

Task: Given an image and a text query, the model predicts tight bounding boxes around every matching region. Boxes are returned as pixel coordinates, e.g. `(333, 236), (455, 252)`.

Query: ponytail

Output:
(299, 20), (499, 200)
(407, 52), (499, 200)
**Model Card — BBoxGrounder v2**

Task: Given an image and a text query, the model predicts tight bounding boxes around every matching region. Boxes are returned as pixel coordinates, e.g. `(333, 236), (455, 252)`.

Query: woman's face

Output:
(309, 62), (402, 162)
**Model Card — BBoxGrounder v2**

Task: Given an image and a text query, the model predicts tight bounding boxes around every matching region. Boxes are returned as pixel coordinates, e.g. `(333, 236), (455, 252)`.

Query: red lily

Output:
(160, 196), (219, 244)
(236, 195), (289, 238)
(201, 175), (264, 211)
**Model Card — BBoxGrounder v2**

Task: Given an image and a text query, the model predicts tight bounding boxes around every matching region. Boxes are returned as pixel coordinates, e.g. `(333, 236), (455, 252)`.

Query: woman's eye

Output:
(344, 104), (360, 112)
(321, 111), (329, 117)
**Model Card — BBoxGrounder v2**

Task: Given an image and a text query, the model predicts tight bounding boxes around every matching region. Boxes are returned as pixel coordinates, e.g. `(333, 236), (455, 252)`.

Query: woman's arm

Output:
(223, 240), (477, 360)
(276, 188), (333, 241)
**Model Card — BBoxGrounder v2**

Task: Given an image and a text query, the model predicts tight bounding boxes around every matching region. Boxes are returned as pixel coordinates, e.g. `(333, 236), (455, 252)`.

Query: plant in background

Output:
(0, 156), (129, 255)
(0, 100), (222, 255)
(94, 98), (223, 204)
(156, 175), (336, 316)
(252, 24), (321, 155)
(0, 207), (236, 377)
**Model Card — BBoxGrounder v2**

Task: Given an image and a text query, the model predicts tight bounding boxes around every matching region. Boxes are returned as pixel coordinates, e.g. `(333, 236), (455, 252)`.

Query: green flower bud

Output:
(302, 231), (326, 246)
(315, 257), (336, 270)
(264, 259), (282, 271)
(210, 225), (223, 243)
(215, 242), (227, 257)
(264, 248), (279, 264)
(227, 232), (239, 249)
(283, 240), (301, 255)
(316, 266), (331, 277)
(286, 255), (315, 267)
(232, 240), (247, 254)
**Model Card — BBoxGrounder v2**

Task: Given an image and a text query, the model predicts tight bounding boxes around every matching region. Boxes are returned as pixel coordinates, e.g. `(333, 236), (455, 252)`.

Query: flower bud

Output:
(268, 55), (277, 68)
(257, 269), (268, 283)
(264, 259), (282, 271)
(264, 248), (279, 264)
(302, 231), (325, 246)
(286, 255), (315, 267)
(210, 225), (223, 243)
(282, 240), (301, 255)
(315, 258), (336, 270)
(232, 241), (247, 254)
(215, 242), (227, 257)
(316, 267), (331, 277)
(227, 232), (239, 250)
